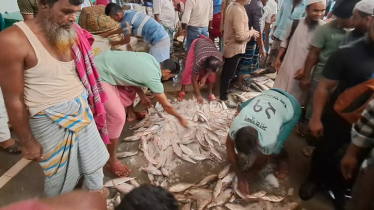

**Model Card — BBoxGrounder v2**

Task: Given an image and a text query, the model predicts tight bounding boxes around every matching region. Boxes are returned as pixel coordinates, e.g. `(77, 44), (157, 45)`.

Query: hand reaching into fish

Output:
(237, 173), (250, 196)
(141, 97), (152, 109)
(197, 95), (204, 104)
(178, 116), (189, 128)
(199, 77), (207, 86)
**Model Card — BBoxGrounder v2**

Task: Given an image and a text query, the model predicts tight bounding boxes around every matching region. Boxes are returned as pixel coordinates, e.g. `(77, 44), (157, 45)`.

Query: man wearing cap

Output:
(340, 0), (374, 46)
(273, 0), (326, 105)
(297, 0), (353, 134)
(95, 50), (188, 177)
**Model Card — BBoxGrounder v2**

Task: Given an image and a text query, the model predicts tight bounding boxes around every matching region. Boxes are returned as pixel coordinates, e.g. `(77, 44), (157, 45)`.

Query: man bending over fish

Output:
(226, 88), (301, 195)
(177, 35), (223, 103)
(95, 50), (188, 177)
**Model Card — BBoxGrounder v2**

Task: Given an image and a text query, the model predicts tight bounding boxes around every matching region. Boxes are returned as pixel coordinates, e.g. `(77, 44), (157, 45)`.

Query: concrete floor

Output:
(0, 54), (335, 209)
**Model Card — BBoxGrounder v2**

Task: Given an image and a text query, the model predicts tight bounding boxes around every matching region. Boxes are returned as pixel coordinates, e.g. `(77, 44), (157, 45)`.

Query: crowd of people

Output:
(0, 0), (374, 209)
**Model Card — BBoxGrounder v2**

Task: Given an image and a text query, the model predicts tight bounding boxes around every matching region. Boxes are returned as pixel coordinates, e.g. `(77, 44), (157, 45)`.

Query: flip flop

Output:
(105, 160), (131, 177)
(1, 141), (22, 154)
(177, 91), (186, 101)
(127, 111), (147, 123)
(209, 94), (216, 102)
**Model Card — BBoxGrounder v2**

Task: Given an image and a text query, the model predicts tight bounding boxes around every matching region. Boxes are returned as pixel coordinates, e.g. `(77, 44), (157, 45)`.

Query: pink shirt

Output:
(95, 0), (109, 6)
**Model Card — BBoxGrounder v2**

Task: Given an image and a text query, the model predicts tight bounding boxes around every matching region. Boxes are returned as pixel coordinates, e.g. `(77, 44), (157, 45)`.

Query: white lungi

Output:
(0, 88), (10, 142)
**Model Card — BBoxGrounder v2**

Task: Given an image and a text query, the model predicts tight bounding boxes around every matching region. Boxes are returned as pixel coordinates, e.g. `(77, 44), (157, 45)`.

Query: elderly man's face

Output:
(44, 0), (81, 29)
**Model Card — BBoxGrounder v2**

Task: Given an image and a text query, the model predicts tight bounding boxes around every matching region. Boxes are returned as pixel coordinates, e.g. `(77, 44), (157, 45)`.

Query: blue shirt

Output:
(213, 0), (222, 14)
(273, 0), (306, 40)
(121, 10), (168, 45)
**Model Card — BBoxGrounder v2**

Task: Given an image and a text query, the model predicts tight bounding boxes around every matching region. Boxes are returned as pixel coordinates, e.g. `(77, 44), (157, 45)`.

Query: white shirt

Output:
(81, 0), (92, 9)
(260, 0), (277, 32)
(182, 0), (213, 27)
(153, 0), (178, 28)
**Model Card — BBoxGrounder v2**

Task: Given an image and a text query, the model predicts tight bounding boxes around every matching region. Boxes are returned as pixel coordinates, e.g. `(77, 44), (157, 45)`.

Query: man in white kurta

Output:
(273, 0), (326, 105)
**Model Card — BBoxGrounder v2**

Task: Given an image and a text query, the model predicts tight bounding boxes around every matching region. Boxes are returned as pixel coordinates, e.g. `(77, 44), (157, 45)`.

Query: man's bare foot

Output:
(105, 160), (131, 177)
(127, 111), (147, 122)
(274, 160), (289, 179)
(0, 139), (22, 154)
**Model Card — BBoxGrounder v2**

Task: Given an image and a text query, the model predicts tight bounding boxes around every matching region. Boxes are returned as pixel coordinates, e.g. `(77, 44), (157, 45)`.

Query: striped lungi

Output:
(237, 40), (260, 75)
(29, 91), (109, 197)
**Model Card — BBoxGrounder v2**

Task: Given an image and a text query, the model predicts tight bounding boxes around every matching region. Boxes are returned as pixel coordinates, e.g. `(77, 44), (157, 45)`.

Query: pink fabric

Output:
(103, 83), (136, 139)
(0, 200), (52, 210)
(181, 36), (216, 86)
(95, 0), (109, 6)
(73, 24), (109, 144)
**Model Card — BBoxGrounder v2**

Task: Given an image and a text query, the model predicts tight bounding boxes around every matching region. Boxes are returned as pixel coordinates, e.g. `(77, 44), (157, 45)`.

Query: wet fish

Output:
(207, 189), (233, 208)
(247, 190), (267, 199)
(160, 179), (168, 189)
(190, 154), (211, 161)
(260, 195), (285, 202)
(235, 94), (248, 102)
(123, 136), (141, 141)
(129, 179), (140, 188)
(175, 194), (192, 204)
(116, 151), (138, 158)
(181, 202), (192, 210)
(141, 148), (158, 165)
(148, 173), (155, 183)
(156, 147), (172, 168)
(232, 176), (246, 199)
(115, 183), (135, 194)
(141, 165), (162, 176)
(185, 188), (213, 210)
(179, 144), (194, 156)
(197, 112), (208, 122)
(213, 179), (223, 198)
(250, 83), (263, 92)
(218, 165), (231, 179)
(197, 174), (218, 186)
(221, 101), (228, 110)
(209, 144), (222, 161)
(161, 168), (170, 177)
(181, 154), (197, 164)
(114, 193), (121, 207)
(169, 183), (195, 193)
(195, 130), (209, 148)
(172, 139), (183, 157)
(104, 177), (135, 187)
(207, 131), (221, 146)
(204, 133), (215, 147)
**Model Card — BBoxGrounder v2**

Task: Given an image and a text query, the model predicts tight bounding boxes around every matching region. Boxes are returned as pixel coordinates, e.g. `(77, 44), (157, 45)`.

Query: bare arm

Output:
(154, 93), (188, 127)
(154, 14), (161, 22)
(226, 136), (238, 170)
(102, 28), (123, 37)
(191, 73), (202, 98)
(302, 46), (321, 80)
(0, 28), (43, 161)
(109, 35), (131, 46)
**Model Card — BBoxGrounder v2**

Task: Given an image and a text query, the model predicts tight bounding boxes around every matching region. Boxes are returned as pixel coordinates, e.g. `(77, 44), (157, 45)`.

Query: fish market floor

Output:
(0, 79), (334, 210)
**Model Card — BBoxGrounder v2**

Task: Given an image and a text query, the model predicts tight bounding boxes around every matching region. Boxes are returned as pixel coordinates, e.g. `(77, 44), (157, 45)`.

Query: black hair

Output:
(105, 3), (123, 16)
(306, 5), (310, 11)
(44, 0), (83, 7)
(234, 126), (258, 155)
(204, 56), (222, 73)
(115, 185), (178, 210)
(333, 0), (359, 19)
(161, 58), (181, 75)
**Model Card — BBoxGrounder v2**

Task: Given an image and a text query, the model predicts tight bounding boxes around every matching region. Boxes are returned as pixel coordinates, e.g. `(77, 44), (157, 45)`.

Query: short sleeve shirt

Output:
(260, 0), (277, 32)
(311, 20), (346, 80)
(17, 0), (38, 16)
(153, 0), (178, 28)
(193, 38), (223, 74)
(95, 51), (164, 93)
(229, 90), (294, 155)
(322, 38), (374, 104)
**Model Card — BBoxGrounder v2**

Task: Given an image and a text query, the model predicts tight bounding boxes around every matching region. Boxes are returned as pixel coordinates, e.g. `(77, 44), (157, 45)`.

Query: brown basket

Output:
(78, 5), (120, 35)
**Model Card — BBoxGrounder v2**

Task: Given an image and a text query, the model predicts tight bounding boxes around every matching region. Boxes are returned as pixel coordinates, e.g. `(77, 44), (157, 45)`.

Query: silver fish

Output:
(169, 183), (195, 193)
(197, 174), (218, 186)
(228, 195), (235, 202)
(218, 165), (231, 179)
(141, 148), (158, 165)
(207, 131), (221, 146)
(209, 144), (222, 161)
(115, 183), (135, 195)
(181, 154), (197, 164)
(116, 151), (138, 158)
(179, 144), (194, 156)
(221, 101), (228, 110)
(235, 94), (248, 102)
(114, 193), (121, 207)
(104, 177), (135, 187)
(204, 133), (215, 147)
(197, 112), (208, 122)
(250, 82), (263, 92)
(156, 147), (172, 168)
(190, 154), (211, 161)
(129, 179), (140, 188)
(185, 188), (213, 210)
(160, 179), (168, 189)
(172, 140), (183, 157)
(207, 189), (233, 208)
(175, 194), (191, 204)
(260, 195), (285, 202)
(160, 168), (170, 177)
(213, 179), (223, 198)
(247, 190), (267, 199)
(141, 166), (162, 176)
(123, 136), (140, 141)
(148, 173), (155, 183)
(153, 134), (163, 149)
(232, 176), (246, 199)
(140, 136), (148, 151)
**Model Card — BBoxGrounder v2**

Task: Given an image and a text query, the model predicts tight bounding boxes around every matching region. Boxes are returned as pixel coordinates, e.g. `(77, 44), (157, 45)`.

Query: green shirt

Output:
(311, 20), (346, 81)
(95, 51), (164, 93)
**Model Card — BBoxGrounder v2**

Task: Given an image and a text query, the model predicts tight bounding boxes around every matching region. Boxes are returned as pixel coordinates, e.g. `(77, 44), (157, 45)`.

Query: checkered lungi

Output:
(237, 40), (259, 75)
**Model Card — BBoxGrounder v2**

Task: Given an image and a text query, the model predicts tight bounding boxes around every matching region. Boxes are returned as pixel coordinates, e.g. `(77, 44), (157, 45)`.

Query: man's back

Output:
(182, 0), (213, 27)
(95, 51), (164, 93)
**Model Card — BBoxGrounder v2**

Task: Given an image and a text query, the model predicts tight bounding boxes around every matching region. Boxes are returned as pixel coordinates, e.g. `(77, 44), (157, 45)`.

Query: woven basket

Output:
(78, 5), (119, 35)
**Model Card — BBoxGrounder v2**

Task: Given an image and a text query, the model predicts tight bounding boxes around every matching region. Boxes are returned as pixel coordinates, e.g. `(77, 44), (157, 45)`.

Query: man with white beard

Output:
(0, 0), (110, 197)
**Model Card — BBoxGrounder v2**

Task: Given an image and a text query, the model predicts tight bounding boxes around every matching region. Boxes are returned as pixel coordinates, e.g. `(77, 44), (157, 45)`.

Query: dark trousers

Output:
(219, 54), (242, 101)
(347, 167), (374, 210)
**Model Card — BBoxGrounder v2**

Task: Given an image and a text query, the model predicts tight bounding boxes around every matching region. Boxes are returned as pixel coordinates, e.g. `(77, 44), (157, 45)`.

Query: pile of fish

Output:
(123, 99), (234, 185)
(245, 76), (274, 92)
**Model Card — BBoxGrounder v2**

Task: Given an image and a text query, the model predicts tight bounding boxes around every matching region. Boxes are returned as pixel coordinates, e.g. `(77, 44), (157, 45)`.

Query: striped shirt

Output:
(121, 10), (168, 45)
(193, 38), (223, 74)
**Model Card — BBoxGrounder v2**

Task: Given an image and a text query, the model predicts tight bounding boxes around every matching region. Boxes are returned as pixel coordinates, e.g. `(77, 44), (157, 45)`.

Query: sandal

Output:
(302, 146), (315, 157)
(233, 84), (252, 92)
(1, 141), (22, 154)
(177, 91), (186, 101)
(127, 111), (147, 123)
(209, 94), (216, 102)
(105, 160), (131, 177)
